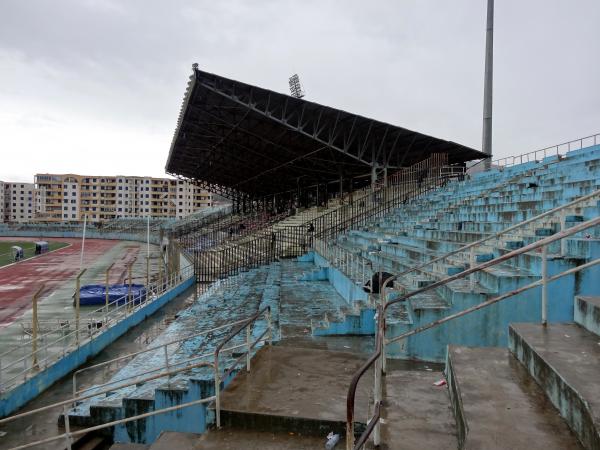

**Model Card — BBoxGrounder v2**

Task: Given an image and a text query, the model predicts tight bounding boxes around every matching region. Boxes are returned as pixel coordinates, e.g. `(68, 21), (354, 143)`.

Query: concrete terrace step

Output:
(447, 345), (582, 450)
(380, 369), (457, 450)
(216, 345), (371, 436)
(151, 429), (326, 449)
(509, 323), (600, 450)
(575, 296), (600, 336)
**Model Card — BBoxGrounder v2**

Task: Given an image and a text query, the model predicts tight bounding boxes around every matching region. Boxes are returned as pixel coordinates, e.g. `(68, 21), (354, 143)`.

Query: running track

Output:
(0, 238), (139, 328)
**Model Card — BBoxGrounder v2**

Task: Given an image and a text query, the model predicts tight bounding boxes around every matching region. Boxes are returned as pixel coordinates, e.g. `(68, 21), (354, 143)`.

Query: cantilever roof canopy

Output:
(166, 67), (484, 199)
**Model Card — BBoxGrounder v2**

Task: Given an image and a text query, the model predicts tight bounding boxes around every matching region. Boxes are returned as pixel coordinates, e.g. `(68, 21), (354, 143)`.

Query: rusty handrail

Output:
(346, 303), (383, 449)
(354, 401), (382, 449)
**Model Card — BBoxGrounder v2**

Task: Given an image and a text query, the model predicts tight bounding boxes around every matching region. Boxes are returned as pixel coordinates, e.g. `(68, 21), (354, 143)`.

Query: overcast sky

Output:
(1, 0), (599, 182)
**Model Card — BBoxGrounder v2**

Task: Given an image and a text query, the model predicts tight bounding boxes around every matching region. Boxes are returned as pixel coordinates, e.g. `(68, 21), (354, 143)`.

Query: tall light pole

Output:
(482, 0), (494, 170)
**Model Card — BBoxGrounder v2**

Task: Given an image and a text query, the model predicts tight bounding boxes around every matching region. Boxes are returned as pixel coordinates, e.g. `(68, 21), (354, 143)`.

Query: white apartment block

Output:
(2, 181), (35, 223)
(0, 182), (4, 222)
(34, 174), (211, 222)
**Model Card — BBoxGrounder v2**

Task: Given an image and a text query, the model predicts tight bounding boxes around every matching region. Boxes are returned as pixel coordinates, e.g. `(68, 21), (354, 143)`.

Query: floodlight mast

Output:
(289, 74), (305, 98)
(482, 0), (494, 170)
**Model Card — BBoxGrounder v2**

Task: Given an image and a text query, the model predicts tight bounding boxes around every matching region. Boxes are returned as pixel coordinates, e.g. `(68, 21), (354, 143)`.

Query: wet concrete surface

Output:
(379, 370), (457, 450)
(510, 323), (600, 418)
(162, 429), (331, 449)
(218, 345), (372, 428)
(0, 285), (201, 450)
(449, 345), (582, 449)
(276, 335), (375, 355)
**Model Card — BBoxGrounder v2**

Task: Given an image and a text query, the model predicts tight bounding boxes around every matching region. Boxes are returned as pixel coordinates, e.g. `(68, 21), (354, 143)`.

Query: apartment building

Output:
(34, 174), (211, 222)
(0, 182), (4, 222)
(1, 181), (35, 223)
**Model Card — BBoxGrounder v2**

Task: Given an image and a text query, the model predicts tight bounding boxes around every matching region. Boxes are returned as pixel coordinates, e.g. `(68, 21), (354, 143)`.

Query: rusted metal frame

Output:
(233, 146), (329, 189)
(386, 256), (600, 346)
(343, 116), (358, 149)
(181, 127), (265, 175)
(181, 126), (268, 176)
(357, 122), (374, 161)
(196, 81), (373, 166)
(281, 97), (289, 122)
(297, 103), (307, 130)
(374, 126), (390, 166)
(353, 401), (382, 450)
(313, 108), (324, 138)
(383, 129), (403, 170)
(186, 106), (287, 168)
(346, 304), (383, 449)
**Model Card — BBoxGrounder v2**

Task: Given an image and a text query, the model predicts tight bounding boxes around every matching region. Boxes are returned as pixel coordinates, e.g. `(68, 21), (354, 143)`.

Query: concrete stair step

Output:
(214, 345), (370, 437)
(110, 443), (150, 450)
(575, 296), (600, 336)
(447, 345), (582, 449)
(381, 369), (457, 449)
(153, 429), (327, 449)
(509, 322), (600, 450)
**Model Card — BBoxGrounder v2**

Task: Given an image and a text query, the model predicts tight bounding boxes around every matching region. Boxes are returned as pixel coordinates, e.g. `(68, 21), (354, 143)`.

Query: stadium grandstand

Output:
(1, 66), (600, 450)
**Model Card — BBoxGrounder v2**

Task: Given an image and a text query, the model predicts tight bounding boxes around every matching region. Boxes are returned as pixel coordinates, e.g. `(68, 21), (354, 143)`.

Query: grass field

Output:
(0, 241), (69, 267)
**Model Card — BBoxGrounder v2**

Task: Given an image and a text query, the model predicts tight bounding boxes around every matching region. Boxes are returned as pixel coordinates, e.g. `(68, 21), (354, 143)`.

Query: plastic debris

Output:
(433, 379), (447, 387)
(564, 334), (571, 338)
(0, 431), (6, 437)
(325, 432), (340, 449)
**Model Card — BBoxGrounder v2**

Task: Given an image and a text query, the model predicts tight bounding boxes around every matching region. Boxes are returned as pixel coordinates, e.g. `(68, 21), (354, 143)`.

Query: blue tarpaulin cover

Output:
(78, 284), (147, 306)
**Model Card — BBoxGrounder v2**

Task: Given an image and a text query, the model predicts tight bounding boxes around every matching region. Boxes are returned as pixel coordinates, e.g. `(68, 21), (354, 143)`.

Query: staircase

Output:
(121, 294), (599, 449)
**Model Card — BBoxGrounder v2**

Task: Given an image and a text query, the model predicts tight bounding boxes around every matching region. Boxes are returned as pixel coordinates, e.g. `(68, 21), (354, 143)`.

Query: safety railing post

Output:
(32, 285), (44, 371)
(373, 353), (381, 447)
(560, 211), (567, 256)
(163, 344), (171, 383)
(63, 405), (72, 450)
(469, 247), (476, 292)
(75, 269), (86, 347)
(214, 355), (221, 428)
(105, 262), (114, 323)
(542, 244), (548, 326)
(346, 420), (354, 450)
(246, 325), (251, 372)
(127, 262), (133, 312)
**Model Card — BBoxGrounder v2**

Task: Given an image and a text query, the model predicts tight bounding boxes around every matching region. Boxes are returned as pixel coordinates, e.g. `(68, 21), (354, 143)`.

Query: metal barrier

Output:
(470, 132), (600, 170)
(345, 215), (600, 449)
(192, 155), (463, 283)
(0, 307), (272, 450)
(0, 262), (195, 394)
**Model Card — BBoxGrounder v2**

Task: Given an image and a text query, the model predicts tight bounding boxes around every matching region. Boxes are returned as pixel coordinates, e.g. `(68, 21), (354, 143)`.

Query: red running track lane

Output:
(0, 238), (138, 328)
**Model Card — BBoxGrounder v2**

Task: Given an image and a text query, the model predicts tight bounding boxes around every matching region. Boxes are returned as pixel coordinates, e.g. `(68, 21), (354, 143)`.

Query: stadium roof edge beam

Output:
(166, 66), (485, 199)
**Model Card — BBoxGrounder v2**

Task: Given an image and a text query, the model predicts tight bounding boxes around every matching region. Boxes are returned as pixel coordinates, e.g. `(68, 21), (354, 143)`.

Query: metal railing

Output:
(72, 317), (250, 400)
(470, 132), (600, 170)
(0, 307), (272, 450)
(188, 154), (460, 282)
(0, 262), (195, 394)
(345, 215), (600, 449)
